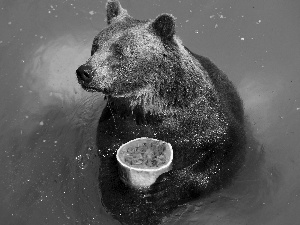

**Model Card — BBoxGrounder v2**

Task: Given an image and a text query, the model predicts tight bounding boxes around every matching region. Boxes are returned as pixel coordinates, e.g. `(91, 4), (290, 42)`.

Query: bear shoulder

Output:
(185, 46), (244, 123)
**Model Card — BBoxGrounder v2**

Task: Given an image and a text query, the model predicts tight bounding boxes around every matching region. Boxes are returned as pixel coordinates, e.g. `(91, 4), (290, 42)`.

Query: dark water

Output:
(0, 0), (299, 224)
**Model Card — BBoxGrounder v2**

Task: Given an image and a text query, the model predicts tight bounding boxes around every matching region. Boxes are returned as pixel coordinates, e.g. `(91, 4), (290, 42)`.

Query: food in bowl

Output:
(119, 140), (167, 168)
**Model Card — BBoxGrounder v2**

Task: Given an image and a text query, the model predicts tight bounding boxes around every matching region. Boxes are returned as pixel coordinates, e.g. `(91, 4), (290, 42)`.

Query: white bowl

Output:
(116, 137), (173, 189)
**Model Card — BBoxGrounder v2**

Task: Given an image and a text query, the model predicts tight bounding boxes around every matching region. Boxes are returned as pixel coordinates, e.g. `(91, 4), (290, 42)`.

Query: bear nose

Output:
(76, 64), (93, 83)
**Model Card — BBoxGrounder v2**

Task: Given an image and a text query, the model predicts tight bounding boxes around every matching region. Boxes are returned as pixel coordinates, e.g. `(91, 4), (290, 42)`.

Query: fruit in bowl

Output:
(116, 137), (173, 188)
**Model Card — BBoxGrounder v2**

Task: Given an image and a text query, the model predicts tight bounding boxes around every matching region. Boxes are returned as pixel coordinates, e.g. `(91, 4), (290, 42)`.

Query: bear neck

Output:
(157, 48), (212, 110)
(126, 86), (170, 115)
(125, 69), (210, 116)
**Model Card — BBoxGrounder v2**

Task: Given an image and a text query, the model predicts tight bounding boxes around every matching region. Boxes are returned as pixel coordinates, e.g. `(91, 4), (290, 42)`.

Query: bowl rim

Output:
(116, 137), (173, 172)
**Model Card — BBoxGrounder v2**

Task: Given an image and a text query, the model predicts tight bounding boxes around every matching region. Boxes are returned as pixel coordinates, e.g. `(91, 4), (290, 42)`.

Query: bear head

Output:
(76, 0), (208, 111)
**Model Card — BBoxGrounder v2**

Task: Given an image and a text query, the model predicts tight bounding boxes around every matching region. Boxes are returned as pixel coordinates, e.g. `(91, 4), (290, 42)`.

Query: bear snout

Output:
(76, 64), (94, 84)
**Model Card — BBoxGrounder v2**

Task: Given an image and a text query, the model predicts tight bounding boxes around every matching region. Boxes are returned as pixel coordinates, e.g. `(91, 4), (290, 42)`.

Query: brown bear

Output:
(76, 0), (246, 224)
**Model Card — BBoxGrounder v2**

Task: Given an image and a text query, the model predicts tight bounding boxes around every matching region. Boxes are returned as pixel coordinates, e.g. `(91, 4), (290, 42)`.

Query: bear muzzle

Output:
(76, 64), (113, 95)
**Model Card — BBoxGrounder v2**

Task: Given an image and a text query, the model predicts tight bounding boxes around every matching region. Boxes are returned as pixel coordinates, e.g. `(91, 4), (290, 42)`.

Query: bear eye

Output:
(91, 44), (98, 56)
(112, 43), (123, 59)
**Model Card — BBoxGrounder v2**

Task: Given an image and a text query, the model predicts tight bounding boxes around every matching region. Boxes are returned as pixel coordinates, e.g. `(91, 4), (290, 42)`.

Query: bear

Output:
(76, 0), (246, 224)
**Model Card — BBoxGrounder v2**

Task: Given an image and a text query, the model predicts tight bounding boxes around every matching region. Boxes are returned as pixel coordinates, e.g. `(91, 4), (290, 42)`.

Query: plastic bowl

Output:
(116, 137), (173, 189)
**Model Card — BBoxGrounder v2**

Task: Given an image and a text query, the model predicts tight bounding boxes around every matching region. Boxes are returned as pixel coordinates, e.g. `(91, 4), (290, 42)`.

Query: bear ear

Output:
(152, 14), (176, 41)
(106, 0), (127, 25)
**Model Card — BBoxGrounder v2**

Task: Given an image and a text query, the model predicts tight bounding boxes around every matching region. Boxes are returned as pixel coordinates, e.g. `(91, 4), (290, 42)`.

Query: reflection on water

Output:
(0, 32), (110, 224)
(239, 71), (284, 135)
(0, 0), (300, 224)
(23, 35), (90, 108)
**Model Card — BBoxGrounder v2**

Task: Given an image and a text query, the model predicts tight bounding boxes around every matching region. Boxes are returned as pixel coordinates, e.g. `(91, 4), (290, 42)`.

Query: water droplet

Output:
(76, 154), (88, 170)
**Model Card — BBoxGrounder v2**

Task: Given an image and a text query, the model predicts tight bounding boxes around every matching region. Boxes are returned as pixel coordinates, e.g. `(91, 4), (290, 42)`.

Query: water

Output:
(0, 0), (299, 224)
